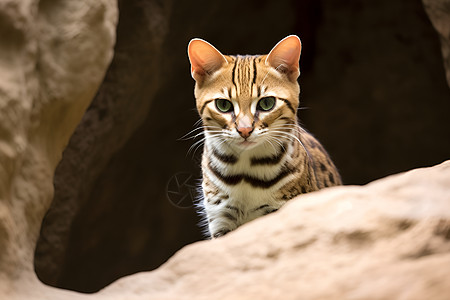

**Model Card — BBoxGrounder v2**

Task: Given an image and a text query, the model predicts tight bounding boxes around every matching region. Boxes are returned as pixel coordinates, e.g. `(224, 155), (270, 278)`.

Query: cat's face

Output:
(188, 36), (301, 151)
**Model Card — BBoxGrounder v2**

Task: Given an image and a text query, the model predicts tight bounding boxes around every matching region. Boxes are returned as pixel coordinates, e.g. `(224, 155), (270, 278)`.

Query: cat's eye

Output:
(215, 99), (233, 113)
(257, 96), (276, 111)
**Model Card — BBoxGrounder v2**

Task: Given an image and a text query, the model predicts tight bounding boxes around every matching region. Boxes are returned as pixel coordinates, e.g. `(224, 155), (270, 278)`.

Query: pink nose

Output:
(237, 126), (253, 138)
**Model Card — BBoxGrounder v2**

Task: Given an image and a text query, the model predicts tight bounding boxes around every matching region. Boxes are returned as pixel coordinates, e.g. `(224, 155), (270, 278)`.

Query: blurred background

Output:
(35, 0), (449, 293)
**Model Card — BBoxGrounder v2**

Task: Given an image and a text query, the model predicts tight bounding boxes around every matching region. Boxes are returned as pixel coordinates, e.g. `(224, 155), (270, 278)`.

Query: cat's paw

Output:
(212, 229), (231, 238)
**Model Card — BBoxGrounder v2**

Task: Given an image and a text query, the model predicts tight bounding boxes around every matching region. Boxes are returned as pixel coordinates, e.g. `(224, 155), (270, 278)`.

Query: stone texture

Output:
(423, 0), (450, 86)
(0, 0), (117, 298)
(101, 160), (450, 299)
(82, 160), (450, 299)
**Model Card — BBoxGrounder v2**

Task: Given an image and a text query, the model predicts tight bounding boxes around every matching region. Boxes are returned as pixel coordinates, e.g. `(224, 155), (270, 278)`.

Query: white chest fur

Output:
(202, 140), (297, 229)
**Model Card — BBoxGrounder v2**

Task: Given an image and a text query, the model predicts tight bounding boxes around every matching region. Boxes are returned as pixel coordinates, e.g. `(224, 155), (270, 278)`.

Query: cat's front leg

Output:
(207, 213), (238, 238)
(204, 198), (241, 238)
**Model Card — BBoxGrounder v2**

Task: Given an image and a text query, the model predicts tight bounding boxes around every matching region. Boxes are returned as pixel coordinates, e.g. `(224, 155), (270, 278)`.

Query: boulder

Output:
(0, 0), (117, 298)
(99, 160), (450, 300)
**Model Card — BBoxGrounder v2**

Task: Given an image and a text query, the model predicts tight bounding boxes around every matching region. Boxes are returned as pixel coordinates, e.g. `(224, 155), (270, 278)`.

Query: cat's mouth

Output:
(237, 140), (257, 148)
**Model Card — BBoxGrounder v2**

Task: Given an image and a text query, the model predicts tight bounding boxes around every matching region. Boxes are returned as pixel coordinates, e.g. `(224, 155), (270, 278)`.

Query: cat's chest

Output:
(205, 149), (290, 209)
(225, 180), (278, 210)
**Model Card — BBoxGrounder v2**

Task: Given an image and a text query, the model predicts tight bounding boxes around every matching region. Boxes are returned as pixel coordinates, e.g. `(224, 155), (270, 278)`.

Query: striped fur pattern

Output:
(188, 35), (341, 238)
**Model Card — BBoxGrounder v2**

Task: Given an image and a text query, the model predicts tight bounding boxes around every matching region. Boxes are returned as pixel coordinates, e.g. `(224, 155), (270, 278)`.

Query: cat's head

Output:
(187, 35), (301, 151)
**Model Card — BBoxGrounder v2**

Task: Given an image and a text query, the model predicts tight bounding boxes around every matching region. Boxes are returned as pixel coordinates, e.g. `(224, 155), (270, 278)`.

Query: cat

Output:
(187, 35), (342, 238)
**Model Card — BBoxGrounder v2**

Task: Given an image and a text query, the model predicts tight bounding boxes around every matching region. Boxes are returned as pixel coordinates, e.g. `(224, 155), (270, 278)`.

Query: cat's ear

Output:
(188, 38), (228, 82)
(266, 35), (302, 81)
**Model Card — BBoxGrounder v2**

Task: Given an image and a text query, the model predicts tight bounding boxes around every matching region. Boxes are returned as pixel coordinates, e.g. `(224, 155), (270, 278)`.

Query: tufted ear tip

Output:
(188, 38), (228, 82)
(266, 35), (302, 81)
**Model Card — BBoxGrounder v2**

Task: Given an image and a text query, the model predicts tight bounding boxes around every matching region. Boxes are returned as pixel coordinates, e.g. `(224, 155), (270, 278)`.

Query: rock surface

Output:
(99, 160), (450, 300)
(0, 0), (117, 298)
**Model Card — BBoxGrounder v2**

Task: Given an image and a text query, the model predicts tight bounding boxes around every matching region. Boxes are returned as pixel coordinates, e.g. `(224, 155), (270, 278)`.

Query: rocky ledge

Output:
(9, 160), (449, 299)
(100, 160), (450, 300)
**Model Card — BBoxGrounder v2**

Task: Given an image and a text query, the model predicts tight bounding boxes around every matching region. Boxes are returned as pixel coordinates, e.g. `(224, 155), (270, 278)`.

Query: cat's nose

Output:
(236, 114), (253, 139)
(237, 126), (253, 139)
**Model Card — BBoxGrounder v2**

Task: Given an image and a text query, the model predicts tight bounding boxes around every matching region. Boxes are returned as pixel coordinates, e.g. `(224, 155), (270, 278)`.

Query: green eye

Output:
(215, 99), (233, 113)
(257, 96), (276, 111)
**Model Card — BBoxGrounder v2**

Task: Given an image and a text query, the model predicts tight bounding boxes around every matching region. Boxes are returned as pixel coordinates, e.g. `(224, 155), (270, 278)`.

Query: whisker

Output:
(269, 130), (310, 160)
(264, 139), (278, 153)
(187, 138), (206, 157)
(190, 132), (226, 157)
(178, 126), (205, 141)
(193, 118), (203, 127)
(181, 129), (226, 141)
(269, 137), (284, 149)
(270, 131), (301, 144)
(179, 122), (224, 140)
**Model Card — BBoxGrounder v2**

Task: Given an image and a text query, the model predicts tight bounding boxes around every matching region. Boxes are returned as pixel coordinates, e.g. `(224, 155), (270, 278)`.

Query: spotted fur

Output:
(188, 35), (342, 238)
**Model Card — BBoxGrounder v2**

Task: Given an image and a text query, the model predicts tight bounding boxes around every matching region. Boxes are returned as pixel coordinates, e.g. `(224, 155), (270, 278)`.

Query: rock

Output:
(0, 0), (117, 298)
(35, 0), (172, 288)
(100, 160), (450, 300)
(423, 0), (450, 87)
